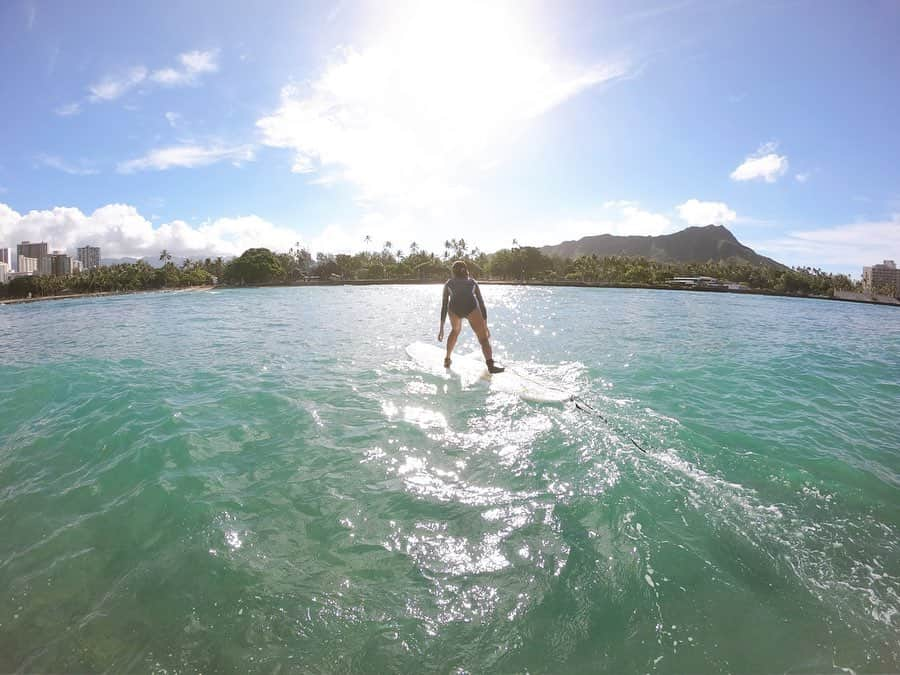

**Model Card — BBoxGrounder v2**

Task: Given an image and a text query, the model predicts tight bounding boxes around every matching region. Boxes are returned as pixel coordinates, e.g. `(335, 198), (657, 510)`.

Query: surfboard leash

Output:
(573, 399), (648, 454)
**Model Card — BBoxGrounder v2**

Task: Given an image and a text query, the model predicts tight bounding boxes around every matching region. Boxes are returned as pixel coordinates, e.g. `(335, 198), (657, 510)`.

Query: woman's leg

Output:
(466, 310), (493, 362)
(445, 313), (462, 365)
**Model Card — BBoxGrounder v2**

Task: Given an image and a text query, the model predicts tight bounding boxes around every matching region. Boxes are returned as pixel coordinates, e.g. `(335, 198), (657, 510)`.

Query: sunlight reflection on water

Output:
(0, 286), (897, 672)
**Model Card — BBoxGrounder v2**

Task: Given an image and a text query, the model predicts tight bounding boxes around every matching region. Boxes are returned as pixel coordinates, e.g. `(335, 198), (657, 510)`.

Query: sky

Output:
(0, 0), (898, 275)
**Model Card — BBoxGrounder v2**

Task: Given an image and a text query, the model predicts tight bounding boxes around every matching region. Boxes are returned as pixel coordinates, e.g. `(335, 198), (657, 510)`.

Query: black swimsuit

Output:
(441, 278), (487, 322)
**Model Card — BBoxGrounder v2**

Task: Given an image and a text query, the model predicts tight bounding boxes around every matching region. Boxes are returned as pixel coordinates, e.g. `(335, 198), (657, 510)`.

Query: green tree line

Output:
(224, 240), (860, 298)
(0, 238), (864, 299)
(0, 259), (214, 299)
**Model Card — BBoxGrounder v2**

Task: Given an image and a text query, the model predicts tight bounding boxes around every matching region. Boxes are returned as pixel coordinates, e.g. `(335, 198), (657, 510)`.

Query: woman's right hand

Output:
(437, 326), (445, 342)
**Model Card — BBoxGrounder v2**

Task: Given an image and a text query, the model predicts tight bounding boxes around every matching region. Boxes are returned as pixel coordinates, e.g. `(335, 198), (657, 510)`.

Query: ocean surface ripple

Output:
(1, 286), (898, 673)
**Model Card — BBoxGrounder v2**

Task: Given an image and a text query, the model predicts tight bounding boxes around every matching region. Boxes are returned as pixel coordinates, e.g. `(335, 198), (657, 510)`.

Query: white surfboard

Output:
(405, 341), (573, 403)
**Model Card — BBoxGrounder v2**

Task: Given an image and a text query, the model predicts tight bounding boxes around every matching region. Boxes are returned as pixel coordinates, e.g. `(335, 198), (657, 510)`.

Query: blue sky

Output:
(0, 0), (898, 274)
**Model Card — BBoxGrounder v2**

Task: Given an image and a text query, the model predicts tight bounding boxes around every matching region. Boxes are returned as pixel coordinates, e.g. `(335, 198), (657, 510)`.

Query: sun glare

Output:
(258, 1), (623, 208)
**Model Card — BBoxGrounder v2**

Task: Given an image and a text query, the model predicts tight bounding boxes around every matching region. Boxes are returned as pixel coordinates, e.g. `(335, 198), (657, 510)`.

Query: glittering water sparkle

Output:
(0, 286), (897, 672)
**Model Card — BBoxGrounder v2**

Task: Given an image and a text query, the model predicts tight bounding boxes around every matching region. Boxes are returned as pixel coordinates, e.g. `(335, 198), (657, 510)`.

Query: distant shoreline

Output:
(3, 280), (897, 309)
(225, 278), (900, 308)
(0, 285), (215, 306)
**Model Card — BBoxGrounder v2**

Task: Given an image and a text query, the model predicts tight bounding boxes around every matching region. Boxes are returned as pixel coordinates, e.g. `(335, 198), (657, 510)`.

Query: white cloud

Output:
(25, 0), (36, 30)
(18, 194), (884, 271)
(88, 66), (148, 102)
(165, 111), (182, 128)
(36, 154), (99, 176)
(47, 45), (60, 77)
(619, 1), (695, 24)
(151, 49), (219, 86)
(296, 203), (659, 257)
(795, 172), (810, 183)
(309, 222), (372, 255)
(433, 201), (674, 252)
(55, 102), (82, 117)
(180, 50), (218, 74)
(117, 143), (255, 173)
(66, 50), (218, 114)
(676, 199), (737, 226)
(151, 69), (182, 85)
(751, 215), (900, 269)
(257, 2), (627, 207)
(306, 212), (456, 256)
(305, 199), (675, 258)
(0, 203), (18, 227)
(583, 202), (672, 237)
(0, 202), (303, 259)
(602, 200), (639, 209)
(730, 141), (789, 183)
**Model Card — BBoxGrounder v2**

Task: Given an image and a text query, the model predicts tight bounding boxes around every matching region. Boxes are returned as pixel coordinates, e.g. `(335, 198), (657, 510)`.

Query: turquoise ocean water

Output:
(1, 285), (898, 673)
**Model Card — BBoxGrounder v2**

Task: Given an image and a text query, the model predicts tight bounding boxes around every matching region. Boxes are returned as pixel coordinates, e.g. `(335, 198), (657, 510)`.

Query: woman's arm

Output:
(473, 281), (487, 320)
(440, 282), (450, 325)
(439, 282), (450, 340)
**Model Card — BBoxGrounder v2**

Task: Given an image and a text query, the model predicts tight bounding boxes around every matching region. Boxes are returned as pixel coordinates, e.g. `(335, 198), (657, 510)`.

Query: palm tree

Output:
(364, 235), (372, 251)
(409, 241), (419, 256)
(159, 249), (172, 264)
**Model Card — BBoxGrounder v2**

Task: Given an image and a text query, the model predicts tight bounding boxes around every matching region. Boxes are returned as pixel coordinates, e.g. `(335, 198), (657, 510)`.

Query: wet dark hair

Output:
(451, 260), (468, 278)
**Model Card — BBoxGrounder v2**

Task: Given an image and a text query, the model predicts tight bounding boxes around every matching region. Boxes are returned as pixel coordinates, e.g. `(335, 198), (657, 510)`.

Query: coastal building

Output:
(49, 251), (72, 276)
(77, 245), (101, 270)
(0, 261), (9, 283)
(17, 241), (48, 261)
(17, 255), (37, 275)
(37, 255), (53, 276)
(28, 246), (54, 277)
(668, 276), (727, 289)
(0, 247), (12, 270)
(863, 260), (900, 295)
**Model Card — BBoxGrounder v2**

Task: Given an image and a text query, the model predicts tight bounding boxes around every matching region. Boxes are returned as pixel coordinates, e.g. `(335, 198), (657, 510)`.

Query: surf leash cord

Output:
(573, 399), (648, 454)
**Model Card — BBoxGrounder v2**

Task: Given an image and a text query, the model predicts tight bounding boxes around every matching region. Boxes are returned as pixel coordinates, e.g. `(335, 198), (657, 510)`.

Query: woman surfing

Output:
(438, 260), (505, 374)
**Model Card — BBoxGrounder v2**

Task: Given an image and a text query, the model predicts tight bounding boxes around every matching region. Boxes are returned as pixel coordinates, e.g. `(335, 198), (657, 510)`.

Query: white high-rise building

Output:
(0, 261), (9, 283)
(0, 248), (12, 270)
(17, 255), (37, 275)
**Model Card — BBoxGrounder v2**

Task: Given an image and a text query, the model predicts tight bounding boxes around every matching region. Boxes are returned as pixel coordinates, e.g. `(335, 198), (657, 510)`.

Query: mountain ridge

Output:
(538, 225), (787, 269)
